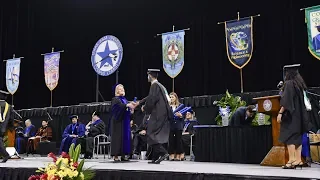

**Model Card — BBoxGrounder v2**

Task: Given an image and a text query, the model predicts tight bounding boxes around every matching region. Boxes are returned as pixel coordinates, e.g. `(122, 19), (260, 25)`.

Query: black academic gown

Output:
(230, 107), (254, 126)
(279, 80), (313, 145)
(144, 81), (173, 145)
(0, 101), (12, 158)
(84, 119), (105, 155)
(110, 96), (132, 156)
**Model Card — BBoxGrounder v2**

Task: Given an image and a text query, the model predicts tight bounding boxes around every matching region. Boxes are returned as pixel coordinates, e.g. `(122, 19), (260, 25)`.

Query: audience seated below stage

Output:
(27, 120), (53, 154)
(15, 119), (36, 154)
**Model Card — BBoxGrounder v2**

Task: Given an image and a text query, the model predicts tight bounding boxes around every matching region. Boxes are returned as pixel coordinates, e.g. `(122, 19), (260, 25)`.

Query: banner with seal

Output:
(305, 5), (320, 60)
(6, 58), (21, 94)
(225, 17), (253, 69)
(162, 30), (185, 78)
(44, 52), (60, 91)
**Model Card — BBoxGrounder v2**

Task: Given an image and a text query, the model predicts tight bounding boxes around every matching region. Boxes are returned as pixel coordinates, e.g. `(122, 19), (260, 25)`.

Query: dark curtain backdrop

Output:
(1, 0), (320, 109)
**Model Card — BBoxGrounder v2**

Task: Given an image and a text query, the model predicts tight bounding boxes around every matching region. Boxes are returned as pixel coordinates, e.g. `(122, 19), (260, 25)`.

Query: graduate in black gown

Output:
(110, 84), (137, 162)
(59, 115), (85, 154)
(140, 69), (173, 164)
(277, 64), (314, 169)
(0, 90), (13, 163)
(15, 119), (36, 154)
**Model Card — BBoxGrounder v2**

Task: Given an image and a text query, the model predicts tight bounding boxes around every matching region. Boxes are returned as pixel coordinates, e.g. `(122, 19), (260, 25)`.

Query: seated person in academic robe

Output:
(110, 84), (137, 162)
(27, 120), (53, 153)
(83, 111), (105, 159)
(312, 25), (320, 51)
(229, 105), (256, 126)
(181, 109), (199, 160)
(132, 116), (148, 156)
(59, 115), (85, 154)
(15, 119), (36, 154)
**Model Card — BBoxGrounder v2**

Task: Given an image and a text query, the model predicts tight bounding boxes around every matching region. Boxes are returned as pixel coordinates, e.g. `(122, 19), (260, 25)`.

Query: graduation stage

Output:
(0, 156), (319, 180)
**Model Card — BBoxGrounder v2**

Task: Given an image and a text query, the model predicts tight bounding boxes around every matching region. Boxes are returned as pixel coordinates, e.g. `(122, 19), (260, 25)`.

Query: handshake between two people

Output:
(126, 101), (140, 110)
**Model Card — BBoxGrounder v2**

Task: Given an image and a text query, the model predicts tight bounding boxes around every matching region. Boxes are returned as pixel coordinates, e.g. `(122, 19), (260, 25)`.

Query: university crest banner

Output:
(162, 30), (185, 78)
(305, 5), (320, 60)
(225, 17), (253, 69)
(6, 58), (21, 95)
(44, 52), (60, 91)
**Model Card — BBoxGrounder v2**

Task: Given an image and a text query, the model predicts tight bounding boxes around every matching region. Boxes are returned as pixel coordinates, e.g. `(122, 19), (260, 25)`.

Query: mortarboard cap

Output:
(186, 108), (194, 114)
(69, 115), (78, 120)
(112, 83), (120, 95)
(92, 111), (100, 117)
(283, 64), (300, 79)
(0, 90), (10, 100)
(147, 69), (160, 78)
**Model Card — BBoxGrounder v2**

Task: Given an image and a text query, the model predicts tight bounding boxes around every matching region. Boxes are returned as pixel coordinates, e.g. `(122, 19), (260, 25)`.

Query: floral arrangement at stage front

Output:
(215, 90), (246, 125)
(28, 144), (95, 180)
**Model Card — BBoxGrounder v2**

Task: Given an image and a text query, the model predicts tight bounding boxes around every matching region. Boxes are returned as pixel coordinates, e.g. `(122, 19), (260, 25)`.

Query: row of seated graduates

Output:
(15, 119), (52, 154)
(130, 106), (199, 160)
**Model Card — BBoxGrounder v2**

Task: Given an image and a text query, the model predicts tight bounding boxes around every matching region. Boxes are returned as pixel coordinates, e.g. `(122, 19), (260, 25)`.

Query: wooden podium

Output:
(253, 95), (288, 167)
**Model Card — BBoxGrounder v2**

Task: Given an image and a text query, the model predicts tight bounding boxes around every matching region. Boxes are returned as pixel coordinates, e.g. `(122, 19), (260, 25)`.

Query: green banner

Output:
(305, 5), (320, 60)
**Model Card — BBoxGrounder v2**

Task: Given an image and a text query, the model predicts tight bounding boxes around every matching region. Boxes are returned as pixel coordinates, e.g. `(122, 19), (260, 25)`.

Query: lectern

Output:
(253, 95), (288, 166)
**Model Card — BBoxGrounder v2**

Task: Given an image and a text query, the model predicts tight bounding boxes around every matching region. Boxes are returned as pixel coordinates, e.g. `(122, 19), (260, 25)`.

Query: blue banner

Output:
(6, 58), (21, 95)
(162, 30), (185, 78)
(225, 17), (253, 69)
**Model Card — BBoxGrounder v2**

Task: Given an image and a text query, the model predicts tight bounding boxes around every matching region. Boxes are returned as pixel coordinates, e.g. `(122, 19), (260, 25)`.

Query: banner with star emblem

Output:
(305, 5), (320, 60)
(225, 17), (253, 69)
(6, 58), (21, 95)
(44, 52), (60, 91)
(162, 30), (185, 78)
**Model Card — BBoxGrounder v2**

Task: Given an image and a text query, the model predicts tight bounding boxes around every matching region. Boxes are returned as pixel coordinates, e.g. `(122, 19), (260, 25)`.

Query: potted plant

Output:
(215, 90), (246, 125)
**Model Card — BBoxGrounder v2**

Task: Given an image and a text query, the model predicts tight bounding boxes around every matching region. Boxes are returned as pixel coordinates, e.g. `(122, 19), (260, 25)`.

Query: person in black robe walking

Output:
(140, 69), (173, 164)
(0, 90), (12, 163)
(277, 64), (314, 169)
(110, 84), (137, 162)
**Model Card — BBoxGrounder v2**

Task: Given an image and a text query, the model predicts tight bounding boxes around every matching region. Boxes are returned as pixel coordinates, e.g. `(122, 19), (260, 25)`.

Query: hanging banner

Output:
(225, 17), (253, 69)
(44, 52), (60, 91)
(6, 58), (21, 95)
(162, 30), (185, 78)
(305, 5), (320, 60)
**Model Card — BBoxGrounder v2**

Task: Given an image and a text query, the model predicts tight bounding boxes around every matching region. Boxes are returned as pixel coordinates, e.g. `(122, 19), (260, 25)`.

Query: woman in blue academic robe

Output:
(110, 84), (137, 162)
(15, 119), (36, 154)
(59, 115), (85, 154)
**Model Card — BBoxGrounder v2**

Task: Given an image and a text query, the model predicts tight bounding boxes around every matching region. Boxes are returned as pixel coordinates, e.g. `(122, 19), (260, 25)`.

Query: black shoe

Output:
(154, 154), (169, 164)
(121, 157), (130, 161)
(148, 159), (156, 164)
(0, 155), (10, 163)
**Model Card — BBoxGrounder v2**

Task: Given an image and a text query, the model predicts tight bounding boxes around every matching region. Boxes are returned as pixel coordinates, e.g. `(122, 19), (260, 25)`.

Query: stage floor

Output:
(0, 156), (320, 180)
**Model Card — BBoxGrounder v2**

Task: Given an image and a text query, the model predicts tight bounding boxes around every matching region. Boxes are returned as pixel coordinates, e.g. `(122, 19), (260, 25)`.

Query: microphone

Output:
(277, 81), (283, 89)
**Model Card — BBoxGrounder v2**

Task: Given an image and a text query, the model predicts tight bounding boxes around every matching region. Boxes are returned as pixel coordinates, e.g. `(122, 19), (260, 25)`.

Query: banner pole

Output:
(172, 78), (175, 93)
(96, 74), (99, 102)
(50, 90), (53, 107)
(12, 95), (14, 107)
(172, 25), (175, 93)
(116, 70), (119, 84)
(240, 69), (243, 93)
